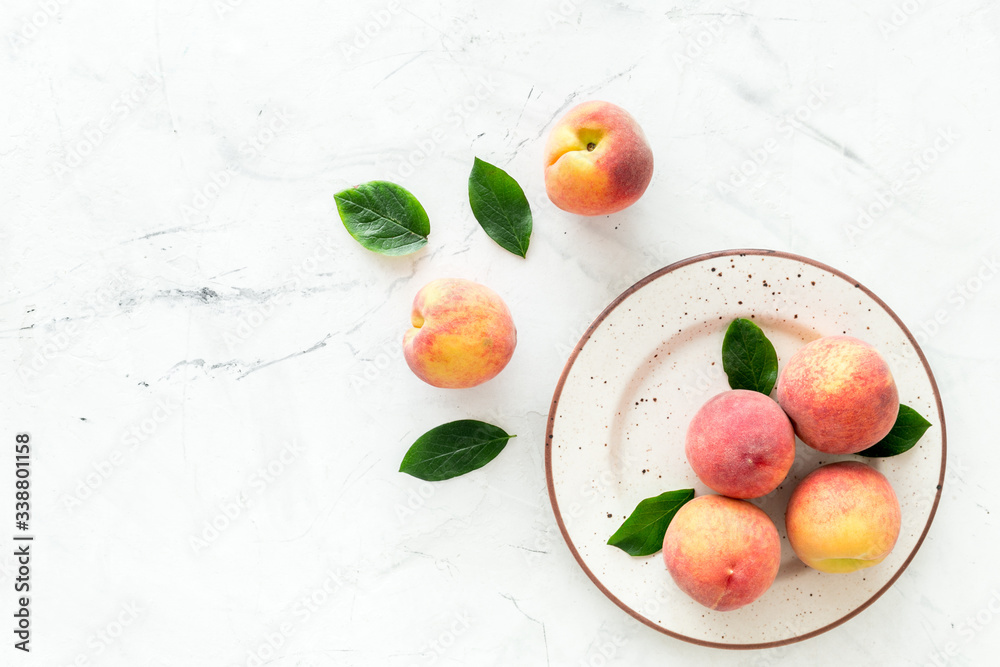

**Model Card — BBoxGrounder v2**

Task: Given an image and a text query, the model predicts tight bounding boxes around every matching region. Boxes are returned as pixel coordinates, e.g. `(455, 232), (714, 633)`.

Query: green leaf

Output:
(607, 489), (695, 557)
(335, 180), (430, 256)
(722, 318), (779, 395)
(857, 405), (932, 457)
(399, 420), (515, 481)
(468, 157), (532, 258)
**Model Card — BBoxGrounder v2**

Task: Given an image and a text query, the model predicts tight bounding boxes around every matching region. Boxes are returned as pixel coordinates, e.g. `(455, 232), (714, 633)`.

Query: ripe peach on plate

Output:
(775, 335), (899, 454)
(403, 278), (516, 389)
(785, 461), (902, 574)
(662, 495), (781, 611)
(685, 390), (796, 499)
(543, 100), (654, 216)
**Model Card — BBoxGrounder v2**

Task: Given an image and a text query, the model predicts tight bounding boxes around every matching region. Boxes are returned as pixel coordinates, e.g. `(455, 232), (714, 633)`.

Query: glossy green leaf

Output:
(607, 489), (695, 557)
(857, 405), (932, 457)
(335, 180), (429, 255)
(468, 157), (532, 258)
(399, 420), (514, 481)
(722, 318), (779, 395)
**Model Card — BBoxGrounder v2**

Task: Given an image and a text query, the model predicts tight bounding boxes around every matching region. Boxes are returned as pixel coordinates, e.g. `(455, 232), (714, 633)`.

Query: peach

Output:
(403, 278), (516, 389)
(662, 495), (781, 611)
(775, 335), (899, 454)
(543, 100), (654, 216)
(685, 390), (796, 499)
(785, 461), (901, 574)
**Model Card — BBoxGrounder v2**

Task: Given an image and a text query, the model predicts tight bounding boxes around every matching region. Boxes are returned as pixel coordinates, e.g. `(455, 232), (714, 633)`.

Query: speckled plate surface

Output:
(545, 249), (946, 649)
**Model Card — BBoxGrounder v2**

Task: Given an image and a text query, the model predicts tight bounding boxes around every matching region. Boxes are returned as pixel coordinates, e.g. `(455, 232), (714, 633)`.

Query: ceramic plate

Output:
(545, 249), (946, 649)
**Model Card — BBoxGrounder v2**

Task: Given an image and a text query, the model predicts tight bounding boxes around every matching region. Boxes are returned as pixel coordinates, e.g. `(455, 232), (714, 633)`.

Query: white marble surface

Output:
(2, 0), (999, 665)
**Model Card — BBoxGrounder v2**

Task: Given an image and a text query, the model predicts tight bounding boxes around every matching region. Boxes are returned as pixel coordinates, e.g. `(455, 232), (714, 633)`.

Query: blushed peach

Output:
(662, 495), (781, 611)
(685, 390), (796, 499)
(543, 101), (654, 216)
(775, 335), (898, 454)
(785, 461), (901, 574)
(402, 278), (516, 389)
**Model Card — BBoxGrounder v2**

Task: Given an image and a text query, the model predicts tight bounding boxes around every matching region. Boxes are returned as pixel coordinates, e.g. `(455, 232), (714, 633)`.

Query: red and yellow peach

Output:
(543, 101), (654, 216)
(662, 495), (781, 611)
(685, 390), (796, 499)
(402, 278), (516, 389)
(785, 461), (902, 574)
(775, 335), (899, 454)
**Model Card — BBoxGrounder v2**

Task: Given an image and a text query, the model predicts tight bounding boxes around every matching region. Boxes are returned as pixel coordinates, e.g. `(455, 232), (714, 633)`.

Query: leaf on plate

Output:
(857, 405), (932, 458)
(722, 318), (779, 395)
(468, 157), (532, 258)
(335, 180), (430, 256)
(607, 489), (695, 557)
(399, 420), (515, 481)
